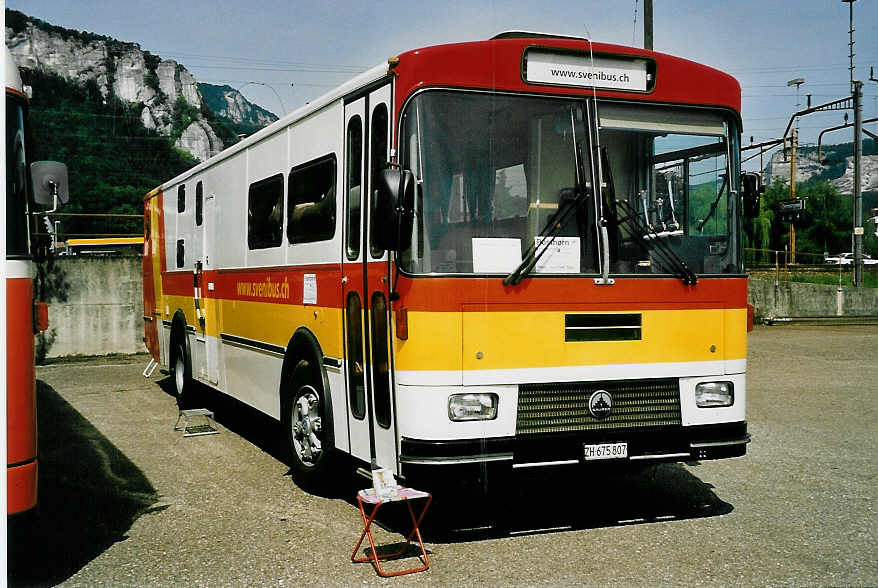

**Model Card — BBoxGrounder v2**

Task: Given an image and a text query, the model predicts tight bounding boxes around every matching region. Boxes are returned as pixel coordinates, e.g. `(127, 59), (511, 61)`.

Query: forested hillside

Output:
(22, 69), (197, 237)
(6, 8), (276, 238)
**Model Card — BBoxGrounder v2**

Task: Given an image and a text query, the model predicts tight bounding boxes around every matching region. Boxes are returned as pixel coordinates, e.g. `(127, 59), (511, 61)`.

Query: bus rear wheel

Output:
(169, 331), (194, 409)
(284, 362), (337, 493)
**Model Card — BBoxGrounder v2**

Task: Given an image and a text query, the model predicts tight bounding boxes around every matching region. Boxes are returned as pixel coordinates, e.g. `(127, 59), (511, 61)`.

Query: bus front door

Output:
(197, 183), (220, 385)
(342, 86), (398, 474)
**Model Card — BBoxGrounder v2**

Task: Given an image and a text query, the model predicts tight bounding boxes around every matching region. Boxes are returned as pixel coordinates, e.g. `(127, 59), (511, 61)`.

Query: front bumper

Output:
(400, 421), (749, 471)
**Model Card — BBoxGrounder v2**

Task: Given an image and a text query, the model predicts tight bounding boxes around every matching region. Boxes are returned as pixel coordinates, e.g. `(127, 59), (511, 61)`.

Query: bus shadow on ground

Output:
(354, 463), (734, 545)
(8, 381), (161, 587)
(155, 376), (292, 467)
(422, 463), (734, 542)
(155, 376), (363, 499)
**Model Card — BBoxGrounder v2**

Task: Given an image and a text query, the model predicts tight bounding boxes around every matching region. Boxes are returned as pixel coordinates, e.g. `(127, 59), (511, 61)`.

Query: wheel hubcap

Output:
(292, 386), (322, 466)
(174, 350), (185, 396)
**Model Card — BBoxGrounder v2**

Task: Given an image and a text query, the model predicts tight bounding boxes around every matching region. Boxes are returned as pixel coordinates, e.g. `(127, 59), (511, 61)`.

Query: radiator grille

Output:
(517, 379), (681, 434)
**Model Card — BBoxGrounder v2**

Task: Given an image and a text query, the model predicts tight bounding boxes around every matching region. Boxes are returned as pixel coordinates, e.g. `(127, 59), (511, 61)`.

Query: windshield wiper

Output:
(503, 187), (588, 286)
(506, 104), (592, 286)
(616, 198), (698, 285)
(695, 173), (729, 233)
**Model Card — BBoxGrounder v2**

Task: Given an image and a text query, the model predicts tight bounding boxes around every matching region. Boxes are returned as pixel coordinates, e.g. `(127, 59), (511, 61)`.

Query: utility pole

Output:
(843, 0), (863, 286)
(787, 77), (805, 265)
(853, 80), (864, 286)
(789, 127), (798, 264)
(843, 0), (856, 93)
(643, 0), (653, 50)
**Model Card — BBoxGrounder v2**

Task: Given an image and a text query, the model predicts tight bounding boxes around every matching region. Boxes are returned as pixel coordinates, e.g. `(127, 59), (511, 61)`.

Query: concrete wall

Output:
(38, 257), (146, 359)
(748, 278), (878, 319)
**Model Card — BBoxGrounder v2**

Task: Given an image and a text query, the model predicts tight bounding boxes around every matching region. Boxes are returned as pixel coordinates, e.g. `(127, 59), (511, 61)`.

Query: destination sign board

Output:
(525, 49), (649, 92)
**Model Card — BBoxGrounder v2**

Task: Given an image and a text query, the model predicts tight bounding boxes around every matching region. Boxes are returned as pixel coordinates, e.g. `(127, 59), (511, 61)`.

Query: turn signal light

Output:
(395, 306), (408, 340)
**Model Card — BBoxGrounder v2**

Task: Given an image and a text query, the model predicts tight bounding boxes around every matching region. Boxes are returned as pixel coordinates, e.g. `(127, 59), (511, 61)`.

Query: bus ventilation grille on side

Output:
(516, 379), (681, 434)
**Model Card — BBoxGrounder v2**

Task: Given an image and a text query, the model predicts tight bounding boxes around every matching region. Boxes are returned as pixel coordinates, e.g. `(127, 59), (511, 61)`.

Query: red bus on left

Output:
(5, 45), (69, 516)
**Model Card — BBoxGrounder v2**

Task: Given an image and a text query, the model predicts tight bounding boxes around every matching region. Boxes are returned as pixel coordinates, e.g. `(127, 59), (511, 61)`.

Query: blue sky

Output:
(7, 0), (878, 169)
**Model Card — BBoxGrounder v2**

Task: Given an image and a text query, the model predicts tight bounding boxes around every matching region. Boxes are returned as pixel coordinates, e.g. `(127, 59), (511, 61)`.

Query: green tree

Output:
(796, 181), (851, 256)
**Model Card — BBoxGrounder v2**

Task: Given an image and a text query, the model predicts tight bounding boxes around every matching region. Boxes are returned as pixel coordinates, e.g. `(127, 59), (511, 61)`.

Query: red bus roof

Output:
(392, 35), (740, 120)
(5, 45), (26, 99)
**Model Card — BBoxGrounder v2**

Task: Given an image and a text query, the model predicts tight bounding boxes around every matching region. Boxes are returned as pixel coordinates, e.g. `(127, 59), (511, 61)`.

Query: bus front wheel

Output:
(284, 362), (336, 493)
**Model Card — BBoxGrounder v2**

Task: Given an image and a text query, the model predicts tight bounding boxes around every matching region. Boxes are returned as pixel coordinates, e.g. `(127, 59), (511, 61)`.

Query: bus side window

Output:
(346, 116), (362, 260)
(247, 174), (284, 250)
(369, 104), (388, 259)
(178, 184), (186, 213)
(288, 155), (337, 244)
(370, 292), (392, 429)
(346, 292), (366, 420)
(176, 239), (184, 268)
(196, 181), (203, 226)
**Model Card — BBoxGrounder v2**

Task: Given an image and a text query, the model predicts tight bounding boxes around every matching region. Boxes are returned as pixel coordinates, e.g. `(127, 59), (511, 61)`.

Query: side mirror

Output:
(31, 161), (69, 210)
(740, 172), (763, 218)
(373, 167), (415, 252)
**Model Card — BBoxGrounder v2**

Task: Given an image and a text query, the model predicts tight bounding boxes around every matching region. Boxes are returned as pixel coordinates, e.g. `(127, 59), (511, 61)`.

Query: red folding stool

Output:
(350, 487), (432, 577)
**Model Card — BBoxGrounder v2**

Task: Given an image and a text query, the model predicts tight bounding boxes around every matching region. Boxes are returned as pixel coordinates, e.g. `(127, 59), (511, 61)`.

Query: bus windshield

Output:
(6, 97), (30, 257)
(599, 102), (742, 276)
(399, 91), (741, 277)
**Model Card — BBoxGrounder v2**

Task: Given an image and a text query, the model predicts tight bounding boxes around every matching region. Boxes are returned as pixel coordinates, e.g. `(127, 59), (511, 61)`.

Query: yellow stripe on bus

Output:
(395, 308), (747, 372)
(162, 295), (344, 357)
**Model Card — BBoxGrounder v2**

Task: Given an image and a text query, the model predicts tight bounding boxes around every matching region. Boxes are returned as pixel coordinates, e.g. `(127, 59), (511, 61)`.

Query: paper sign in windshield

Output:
(534, 236), (580, 274)
(526, 49), (648, 92)
(472, 238), (522, 273)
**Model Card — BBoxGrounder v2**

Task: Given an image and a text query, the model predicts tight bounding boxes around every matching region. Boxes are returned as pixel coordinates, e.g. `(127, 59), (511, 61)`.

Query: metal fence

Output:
(745, 248), (878, 288)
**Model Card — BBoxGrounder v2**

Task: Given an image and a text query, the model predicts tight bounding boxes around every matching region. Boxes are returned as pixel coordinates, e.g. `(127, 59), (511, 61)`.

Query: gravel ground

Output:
(8, 324), (877, 587)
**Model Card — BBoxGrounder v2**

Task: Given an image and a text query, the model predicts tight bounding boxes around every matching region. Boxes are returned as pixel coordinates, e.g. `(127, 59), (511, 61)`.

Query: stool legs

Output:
(351, 495), (432, 577)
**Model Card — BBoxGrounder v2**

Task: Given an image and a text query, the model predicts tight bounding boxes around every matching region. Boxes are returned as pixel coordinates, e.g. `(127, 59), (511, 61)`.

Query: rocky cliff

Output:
(764, 143), (878, 195)
(199, 83), (278, 132)
(831, 155), (878, 195)
(5, 10), (269, 162)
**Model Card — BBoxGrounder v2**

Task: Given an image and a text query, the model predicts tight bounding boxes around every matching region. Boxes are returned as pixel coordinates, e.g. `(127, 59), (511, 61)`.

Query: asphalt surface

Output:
(8, 324), (877, 586)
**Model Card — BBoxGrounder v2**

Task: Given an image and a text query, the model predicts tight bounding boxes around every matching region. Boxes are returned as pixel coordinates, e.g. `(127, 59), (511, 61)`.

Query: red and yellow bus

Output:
(4, 46), (68, 515)
(143, 33), (757, 492)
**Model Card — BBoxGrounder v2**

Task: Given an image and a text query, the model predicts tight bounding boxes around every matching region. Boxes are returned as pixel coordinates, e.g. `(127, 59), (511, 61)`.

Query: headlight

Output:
(695, 381), (734, 408)
(448, 393), (498, 421)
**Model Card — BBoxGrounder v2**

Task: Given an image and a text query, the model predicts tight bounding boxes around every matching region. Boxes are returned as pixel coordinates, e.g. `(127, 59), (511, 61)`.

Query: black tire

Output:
(283, 360), (337, 493)
(169, 329), (195, 409)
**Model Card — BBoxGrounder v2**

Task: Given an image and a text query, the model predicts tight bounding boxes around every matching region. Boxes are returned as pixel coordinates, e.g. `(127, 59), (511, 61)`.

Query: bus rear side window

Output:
(248, 174), (284, 249)
(195, 181), (203, 226)
(176, 239), (185, 267)
(288, 155), (336, 244)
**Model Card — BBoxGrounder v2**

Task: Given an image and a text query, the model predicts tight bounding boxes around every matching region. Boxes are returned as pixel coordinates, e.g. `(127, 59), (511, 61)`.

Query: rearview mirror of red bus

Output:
(30, 160), (69, 208)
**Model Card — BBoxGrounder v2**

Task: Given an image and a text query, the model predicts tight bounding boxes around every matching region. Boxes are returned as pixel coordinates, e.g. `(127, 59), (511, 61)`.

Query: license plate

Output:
(583, 442), (628, 461)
